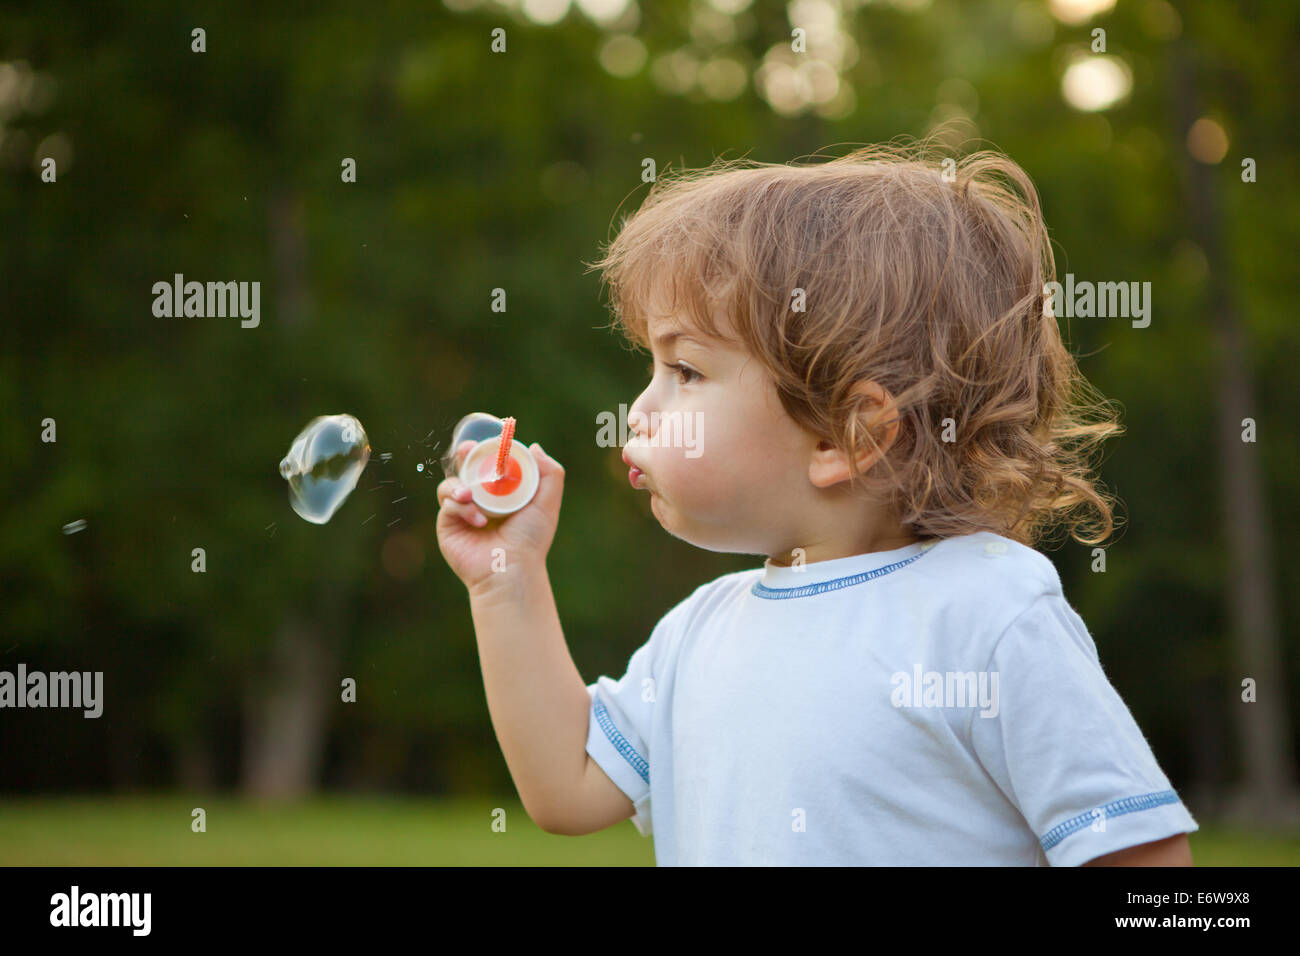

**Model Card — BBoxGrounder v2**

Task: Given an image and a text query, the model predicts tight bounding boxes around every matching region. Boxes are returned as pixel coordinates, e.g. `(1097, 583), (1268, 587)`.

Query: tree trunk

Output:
(174, 732), (216, 793)
(269, 186), (311, 331)
(1171, 39), (1300, 826)
(240, 613), (338, 800)
(238, 184), (336, 801)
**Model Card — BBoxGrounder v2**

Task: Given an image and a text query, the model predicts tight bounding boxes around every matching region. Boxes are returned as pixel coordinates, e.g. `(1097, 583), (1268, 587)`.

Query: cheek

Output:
(646, 444), (706, 487)
(650, 430), (770, 511)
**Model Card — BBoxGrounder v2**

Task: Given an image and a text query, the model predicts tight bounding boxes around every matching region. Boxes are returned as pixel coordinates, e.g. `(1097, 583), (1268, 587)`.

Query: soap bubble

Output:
(440, 412), (504, 478)
(279, 414), (371, 524)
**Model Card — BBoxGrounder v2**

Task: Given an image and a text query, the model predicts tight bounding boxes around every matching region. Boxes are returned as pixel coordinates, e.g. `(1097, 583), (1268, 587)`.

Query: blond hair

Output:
(585, 140), (1123, 548)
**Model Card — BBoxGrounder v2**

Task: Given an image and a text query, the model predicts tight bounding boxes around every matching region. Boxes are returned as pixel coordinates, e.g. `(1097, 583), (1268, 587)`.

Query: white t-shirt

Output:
(584, 531), (1198, 865)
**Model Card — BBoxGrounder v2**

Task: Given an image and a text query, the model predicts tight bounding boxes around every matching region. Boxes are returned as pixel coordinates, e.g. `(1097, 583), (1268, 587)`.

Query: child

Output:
(435, 142), (1198, 865)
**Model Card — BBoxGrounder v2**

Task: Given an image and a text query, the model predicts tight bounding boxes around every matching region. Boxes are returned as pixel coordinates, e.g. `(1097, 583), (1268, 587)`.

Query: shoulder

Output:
(683, 564), (764, 614)
(924, 531), (1062, 595)
(651, 564), (762, 637)
(917, 531), (1069, 640)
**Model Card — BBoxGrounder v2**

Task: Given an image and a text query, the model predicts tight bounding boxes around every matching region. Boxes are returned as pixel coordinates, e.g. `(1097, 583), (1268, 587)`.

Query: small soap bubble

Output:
(440, 412), (504, 479)
(416, 463), (424, 472)
(279, 414), (371, 524)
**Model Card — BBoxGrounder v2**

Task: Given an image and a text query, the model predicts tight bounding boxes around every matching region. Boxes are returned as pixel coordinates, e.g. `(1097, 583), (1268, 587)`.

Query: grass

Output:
(1, 795), (1296, 865)
(0, 795), (655, 866)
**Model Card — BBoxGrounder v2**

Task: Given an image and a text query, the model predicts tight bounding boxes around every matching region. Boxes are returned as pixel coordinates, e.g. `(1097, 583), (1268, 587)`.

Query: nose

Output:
(627, 384), (654, 442)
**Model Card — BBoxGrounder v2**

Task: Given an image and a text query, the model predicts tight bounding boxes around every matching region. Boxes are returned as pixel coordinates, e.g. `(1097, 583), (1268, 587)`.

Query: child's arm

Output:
(437, 440), (633, 834)
(1081, 833), (1193, 866)
(467, 566), (634, 834)
(969, 590), (1202, 866)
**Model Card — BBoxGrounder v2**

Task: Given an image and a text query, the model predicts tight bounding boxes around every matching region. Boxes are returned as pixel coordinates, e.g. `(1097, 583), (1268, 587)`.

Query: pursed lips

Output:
(621, 449), (647, 489)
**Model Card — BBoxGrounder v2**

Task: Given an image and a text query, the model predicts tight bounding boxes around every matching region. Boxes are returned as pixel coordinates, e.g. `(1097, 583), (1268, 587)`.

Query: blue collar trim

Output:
(751, 545), (934, 600)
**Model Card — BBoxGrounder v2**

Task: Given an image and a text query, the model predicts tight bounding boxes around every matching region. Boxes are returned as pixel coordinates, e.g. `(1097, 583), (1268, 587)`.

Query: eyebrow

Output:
(650, 329), (714, 352)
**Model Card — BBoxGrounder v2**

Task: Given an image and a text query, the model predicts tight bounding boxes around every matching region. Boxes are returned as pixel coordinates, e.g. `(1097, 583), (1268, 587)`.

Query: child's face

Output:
(623, 292), (817, 555)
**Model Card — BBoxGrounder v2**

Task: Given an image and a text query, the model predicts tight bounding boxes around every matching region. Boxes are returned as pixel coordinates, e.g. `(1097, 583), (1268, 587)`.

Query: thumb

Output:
(527, 443), (559, 515)
(530, 442), (563, 486)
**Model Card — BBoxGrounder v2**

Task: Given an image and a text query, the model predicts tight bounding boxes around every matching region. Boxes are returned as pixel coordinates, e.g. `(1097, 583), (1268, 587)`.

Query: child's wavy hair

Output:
(585, 139), (1124, 549)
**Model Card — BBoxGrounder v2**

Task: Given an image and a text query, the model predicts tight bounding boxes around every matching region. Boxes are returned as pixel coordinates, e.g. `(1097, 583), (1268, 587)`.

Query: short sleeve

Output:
(969, 592), (1199, 866)
(585, 600), (689, 838)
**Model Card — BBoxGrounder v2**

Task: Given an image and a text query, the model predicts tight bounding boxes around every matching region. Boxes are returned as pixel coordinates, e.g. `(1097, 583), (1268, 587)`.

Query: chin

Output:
(655, 504), (751, 554)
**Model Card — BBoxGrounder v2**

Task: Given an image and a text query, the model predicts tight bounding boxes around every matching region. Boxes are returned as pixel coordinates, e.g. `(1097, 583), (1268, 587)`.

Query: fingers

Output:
(445, 499), (489, 527)
(436, 475), (489, 526)
(440, 490), (489, 527)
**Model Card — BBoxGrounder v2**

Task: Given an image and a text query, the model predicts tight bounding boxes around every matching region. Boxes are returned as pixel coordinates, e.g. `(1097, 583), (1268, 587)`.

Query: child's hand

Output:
(435, 439), (564, 597)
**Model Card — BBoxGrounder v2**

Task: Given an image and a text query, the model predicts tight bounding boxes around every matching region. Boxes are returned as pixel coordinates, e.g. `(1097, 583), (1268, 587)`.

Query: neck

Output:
(766, 527), (922, 567)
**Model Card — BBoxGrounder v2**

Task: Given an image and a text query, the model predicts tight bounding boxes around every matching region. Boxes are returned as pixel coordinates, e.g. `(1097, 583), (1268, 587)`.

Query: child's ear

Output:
(808, 440), (858, 488)
(807, 381), (901, 488)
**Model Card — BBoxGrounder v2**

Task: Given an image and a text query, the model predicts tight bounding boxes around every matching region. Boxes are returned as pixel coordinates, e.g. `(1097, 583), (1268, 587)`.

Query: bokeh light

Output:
(1061, 54), (1132, 111)
(522, 0), (571, 26)
(599, 34), (648, 77)
(1049, 0), (1116, 25)
(1186, 117), (1229, 164)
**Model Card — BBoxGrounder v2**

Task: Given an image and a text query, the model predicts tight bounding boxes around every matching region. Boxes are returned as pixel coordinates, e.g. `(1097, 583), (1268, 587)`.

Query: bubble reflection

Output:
(279, 414), (371, 524)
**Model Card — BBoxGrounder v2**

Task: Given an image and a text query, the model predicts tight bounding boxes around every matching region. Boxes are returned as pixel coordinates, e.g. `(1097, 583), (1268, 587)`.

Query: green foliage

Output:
(0, 0), (1295, 804)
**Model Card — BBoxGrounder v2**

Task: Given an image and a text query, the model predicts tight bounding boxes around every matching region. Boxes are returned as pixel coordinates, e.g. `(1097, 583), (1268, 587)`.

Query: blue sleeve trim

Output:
(593, 694), (649, 784)
(1039, 789), (1181, 851)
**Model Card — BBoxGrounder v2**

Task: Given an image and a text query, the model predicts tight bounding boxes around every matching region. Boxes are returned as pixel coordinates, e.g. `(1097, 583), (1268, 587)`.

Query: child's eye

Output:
(645, 360), (702, 385)
(663, 361), (701, 385)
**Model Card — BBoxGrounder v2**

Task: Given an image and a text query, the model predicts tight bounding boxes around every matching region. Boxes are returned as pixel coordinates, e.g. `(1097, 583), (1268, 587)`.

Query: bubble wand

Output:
(493, 417), (515, 481)
(448, 412), (537, 516)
